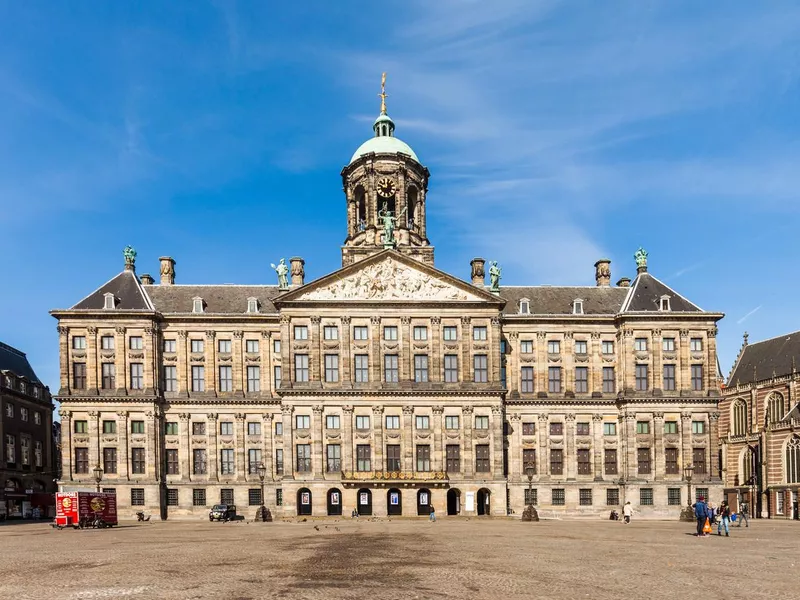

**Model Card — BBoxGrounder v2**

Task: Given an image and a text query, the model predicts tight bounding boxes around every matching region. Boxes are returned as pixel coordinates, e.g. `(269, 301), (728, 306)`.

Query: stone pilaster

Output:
(235, 413), (246, 481)
(709, 412), (721, 480)
(232, 331), (244, 395)
(653, 412), (665, 481)
(262, 413), (274, 481)
(490, 317), (501, 384)
(57, 326), (70, 394)
(177, 331), (188, 396)
(652, 330), (663, 394)
(430, 317), (441, 382)
(402, 406), (414, 472)
(115, 326), (127, 393)
(146, 408), (159, 482)
(312, 405), (324, 478)
(370, 316), (381, 383)
(87, 326), (98, 393)
(462, 406), (474, 477)
(460, 317), (471, 384)
(144, 325), (156, 393)
(205, 331), (217, 395)
(622, 329), (634, 393)
(261, 331), (272, 396)
(341, 316), (351, 384)
(707, 328), (718, 391)
(60, 411), (73, 480)
(624, 413), (637, 480)
(507, 332), (519, 395)
(536, 332), (547, 393)
(432, 405), (443, 472)
(401, 316), (412, 382)
(373, 405), (385, 473)
(565, 413), (576, 480)
(592, 414), (604, 480)
(679, 329), (690, 393)
(491, 405), (504, 478)
(680, 411), (692, 472)
(88, 410), (100, 474)
(591, 332), (602, 395)
(538, 413), (548, 478)
(563, 332), (574, 395)
(207, 413), (219, 482)
(117, 411), (129, 480)
(281, 405), (294, 479)
(509, 414), (522, 481)
(310, 316), (322, 384)
(281, 316), (291, 387)
(342, 405), (354, 473)
(179, 413), (190, 481)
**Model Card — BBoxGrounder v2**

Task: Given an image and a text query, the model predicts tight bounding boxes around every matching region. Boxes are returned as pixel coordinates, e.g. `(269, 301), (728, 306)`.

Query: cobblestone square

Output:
(1, 518), (797, 599)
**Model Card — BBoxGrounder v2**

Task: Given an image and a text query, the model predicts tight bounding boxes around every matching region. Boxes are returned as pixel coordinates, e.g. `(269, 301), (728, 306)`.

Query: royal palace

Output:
(52, 80), (724, 520)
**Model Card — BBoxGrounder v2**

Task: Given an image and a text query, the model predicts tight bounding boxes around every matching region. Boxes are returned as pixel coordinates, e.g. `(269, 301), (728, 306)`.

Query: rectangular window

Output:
(445, 415), (459, 430)
(246, 339), (259, 353)
(550, 449), (563, 475)
(668, 488), (682, 506)
(415, 415), (430, 430)
(166, 449), (179, 475)
(548, 367), (562, 393)
(443, 326), (458, 341)
(190, 339), (204, 353)
(414, 355), (429, 383)
(604, 449), (617, 475)
(577, 449), (592, 475)
(692, 421), (706, 434)
(664, 421), (678, 434)
(324, 354), (339, 383)
(101, 335), (115, 350)
(276, 488), (283, 506)
(5, 434), (16, 464)
(635, 364), (648, 391)
(547, 340), (560, 354)
(634, 338), (648, 352)
(696, 488), (709, 503)
(295, 415), (310, 430)
(353, 326), (368, 340)
(294, 354), (309, 382)
(34, 411), (41, 425)
(444, 355), (459, 383)
(691, 365), (704, 391)
(473, 326), (487, 341)
(640, 488), (654, 506)
(72, 335), (86, 349)
(520, 340), (533, 354)
(662, 337), (675, 352)
(521, 366), (534, 393)
(386, 444), (401, 471)
(550, 422), (563, 436)
(574, 367), (588, 393)
(327, 444), (341, 472)
(217, 339), (231, 354)
(274, 366), (282, 389)
(129, 363), (144, 390)
(323, 325), (339, 340)
(637, 447), (651, 475)
(20, 407), (28, 422)
(636, 421), (650, 434)
(220, 449), (235, 474)
(218, 366), (233, 392)
(248, 488), (262, 506)
(273, 339), (281, 354)
(665, 447), (679, 474)
(473, 355), (488, 383)
(607, 488), (620, 506)
(523, 448), (537, 473)
(100, 419), (115, 434)
(275, 449), (284, 475)
(690, 337), (703, 352)
(246, 366), (261, 392)
(165, 422), (178, 435)
(522, 422), (535, 436)
(385, 415), (400, 430)
(603, 422), (616, 436)
(602, 340), (614, 355)
(163, 365), (178, 392)
(356, 415), (370, 430)
(34, 440), (43, 467)
(384, 355), (399, 383)
(293, 326), (308, 340)
(73, 420), (88, 434)
(220, 489), (234, 505)
(193, 489), (207, 506)
(413, 326), (428, 341)
(354, 354), (369, 383)
(103, 448), (117, 474)
(574, 340), (587, 355)
(599, 367), (614, 395)
(296, 444), (311, 472)
(356, 445), (372, 472)
(219, 421), (233, 436)
(247, 422), (261, 436)
(163, 339), (176, 353)
(579, 489), (593, 506)
(552, 489), (565, 506)
(525, 488), (538, 505)
(275, 421), (283, 436)
(475, 444), (491, 472)
(131, 489), (145, 506)
(383, 326), (398, 341)
(192, 422), (206, 435)
(446, 445), (460, 472)
(693, 448), (707, 475)
(72, 363), (86, 389)
(777, 492), (785, 515)
(131, 448), (146, 474)
(326, 415), (340, 429)
(101, 363), (116, 389)
(663, 365), (676, 391)
(475, 415), (489, 430)
(248, 449), (262, 474)
(576, 422), (590, 436)
(191, 366), (205, 392)
(193, 449), (207, 475)
(131, 420), (144, 434)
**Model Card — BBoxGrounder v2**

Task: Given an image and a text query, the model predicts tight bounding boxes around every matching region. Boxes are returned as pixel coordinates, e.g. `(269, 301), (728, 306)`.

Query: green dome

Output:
(350, 136), (419, 164)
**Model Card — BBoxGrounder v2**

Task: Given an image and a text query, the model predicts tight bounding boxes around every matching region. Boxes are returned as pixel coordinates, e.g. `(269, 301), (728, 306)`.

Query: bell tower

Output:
(341, 73), (433, 267)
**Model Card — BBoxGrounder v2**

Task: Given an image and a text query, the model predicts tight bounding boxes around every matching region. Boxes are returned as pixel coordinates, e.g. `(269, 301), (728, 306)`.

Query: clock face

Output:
(377, 176), (396, 198)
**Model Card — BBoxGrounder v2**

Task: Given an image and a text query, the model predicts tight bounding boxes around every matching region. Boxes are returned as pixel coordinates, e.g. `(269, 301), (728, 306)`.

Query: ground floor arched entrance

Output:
(387, 489), (402, 516)
(327, 488), (342, 516)
(477, 488), (491, 516)
(357, 488), (373, 516)
(297, 488), (312, 516)
(417, 488), (432, 515)
(447, 488), (461, 515)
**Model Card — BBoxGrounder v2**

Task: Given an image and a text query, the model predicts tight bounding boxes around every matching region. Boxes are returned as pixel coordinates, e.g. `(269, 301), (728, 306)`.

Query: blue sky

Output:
(1, 1), (799, 394)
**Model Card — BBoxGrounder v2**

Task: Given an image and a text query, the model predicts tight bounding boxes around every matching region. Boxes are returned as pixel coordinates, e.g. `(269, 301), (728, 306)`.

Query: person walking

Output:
(717, 501), (731, 537)
(622, 501), (633, 524)
(429, 506), (436, 522)
(692, 496), (709, 537)
(737, 501), (750, 527)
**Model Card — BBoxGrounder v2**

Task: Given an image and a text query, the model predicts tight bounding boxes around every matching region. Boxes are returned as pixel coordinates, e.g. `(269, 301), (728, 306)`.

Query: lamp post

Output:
(680, 463), (694, 521)
(257, 462), (267, 520)
(92, 465), (103, 493)
(525, 463), (535, 506)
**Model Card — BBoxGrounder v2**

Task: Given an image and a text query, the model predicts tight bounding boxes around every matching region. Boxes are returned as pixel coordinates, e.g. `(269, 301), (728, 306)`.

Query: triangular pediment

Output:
(279, 251), (501, 304)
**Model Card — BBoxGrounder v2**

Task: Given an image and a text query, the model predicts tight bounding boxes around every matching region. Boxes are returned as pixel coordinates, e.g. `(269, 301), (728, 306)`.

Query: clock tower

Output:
(340, 74), (433, 267)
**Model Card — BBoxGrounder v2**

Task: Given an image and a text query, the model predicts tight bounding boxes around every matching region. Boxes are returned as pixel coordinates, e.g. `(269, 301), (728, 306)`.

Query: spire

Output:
(373, 72), (395, 138)
(379, 72), (388, 115)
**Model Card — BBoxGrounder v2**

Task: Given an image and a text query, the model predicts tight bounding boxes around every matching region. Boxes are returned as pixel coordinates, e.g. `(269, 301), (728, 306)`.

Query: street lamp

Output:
(92, 465), (103, 493)
(257, 462), (268, 520)
(525, 463), (535, 506)
(683, 463), (694, 506)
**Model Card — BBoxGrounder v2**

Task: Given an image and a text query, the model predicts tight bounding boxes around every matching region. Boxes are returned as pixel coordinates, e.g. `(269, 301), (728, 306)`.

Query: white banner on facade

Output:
(465, 491), (475, 512)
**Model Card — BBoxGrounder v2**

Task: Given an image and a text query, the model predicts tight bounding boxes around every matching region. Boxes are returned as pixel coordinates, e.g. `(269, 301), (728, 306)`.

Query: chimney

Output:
(290, 257), (305, 286)
(140, 273), (154, 285)
(159, 257), (176, 285)
(594, 259), (611, 287)
(616, 277), (631, 288)
(470, 258), (485, 287)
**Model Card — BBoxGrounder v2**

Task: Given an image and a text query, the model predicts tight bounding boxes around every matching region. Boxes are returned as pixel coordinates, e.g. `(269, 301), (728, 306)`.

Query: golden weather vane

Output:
(378, 72), (388, 114)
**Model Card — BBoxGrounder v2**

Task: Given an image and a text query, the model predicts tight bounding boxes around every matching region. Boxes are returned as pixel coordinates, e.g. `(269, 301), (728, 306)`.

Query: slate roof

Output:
(727, 330), (800, 386)
(0, 341), (42, 383)
(621, 272), (702, 312)
(71, 270), (153, 311)
(144, 285), (282, 314)
(499, 286), (629, 315)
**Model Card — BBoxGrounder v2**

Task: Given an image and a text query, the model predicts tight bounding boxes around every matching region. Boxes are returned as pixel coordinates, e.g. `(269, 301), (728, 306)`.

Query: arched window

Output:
(732, 399), (748, 436)
(768, 392), (785, 424)
(786, 436), (800, 484)
(355, 186), (367, 231)
(407, 186), (419, 231)
(519, 298), (530, 314)
(741, 446), (755, 486)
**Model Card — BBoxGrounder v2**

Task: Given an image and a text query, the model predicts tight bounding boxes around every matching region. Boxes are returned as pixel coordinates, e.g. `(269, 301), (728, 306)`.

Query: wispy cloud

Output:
(737, 305), (762, 324)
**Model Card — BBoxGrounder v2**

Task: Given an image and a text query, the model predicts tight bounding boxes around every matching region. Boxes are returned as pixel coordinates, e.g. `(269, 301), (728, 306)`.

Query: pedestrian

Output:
(737, 501), (749, 527)
(717, 501), (731, 537)
(692, 495), (709, 537)
(622, 501), (633, 524)
(429, 506), (436, 522)
(708, 502), (716, 526)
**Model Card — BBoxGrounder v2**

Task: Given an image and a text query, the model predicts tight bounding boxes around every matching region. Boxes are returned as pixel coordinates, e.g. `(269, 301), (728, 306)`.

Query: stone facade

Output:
(51, 95), (724, 520)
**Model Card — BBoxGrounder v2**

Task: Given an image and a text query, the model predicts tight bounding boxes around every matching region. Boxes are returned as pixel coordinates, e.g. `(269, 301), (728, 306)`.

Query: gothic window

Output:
(741, 446), (755, 486)
(768, 392), (785, 424)
(732, 399), (747, 436)
(786, 436), (800, 484)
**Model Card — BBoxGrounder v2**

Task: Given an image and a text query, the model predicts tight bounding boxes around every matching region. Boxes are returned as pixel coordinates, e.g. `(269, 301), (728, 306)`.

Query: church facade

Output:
(51, 84), (724, 519)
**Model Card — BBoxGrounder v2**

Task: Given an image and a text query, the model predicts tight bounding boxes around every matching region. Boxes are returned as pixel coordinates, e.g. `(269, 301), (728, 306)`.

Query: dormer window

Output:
(247, 297), (259, 314)
(103, 293), (115, 310)
(192, 297), (204, 314)
(519, 299), (530, 314)
(573, 299), (584, 315)
(659, 295), (671, 311)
